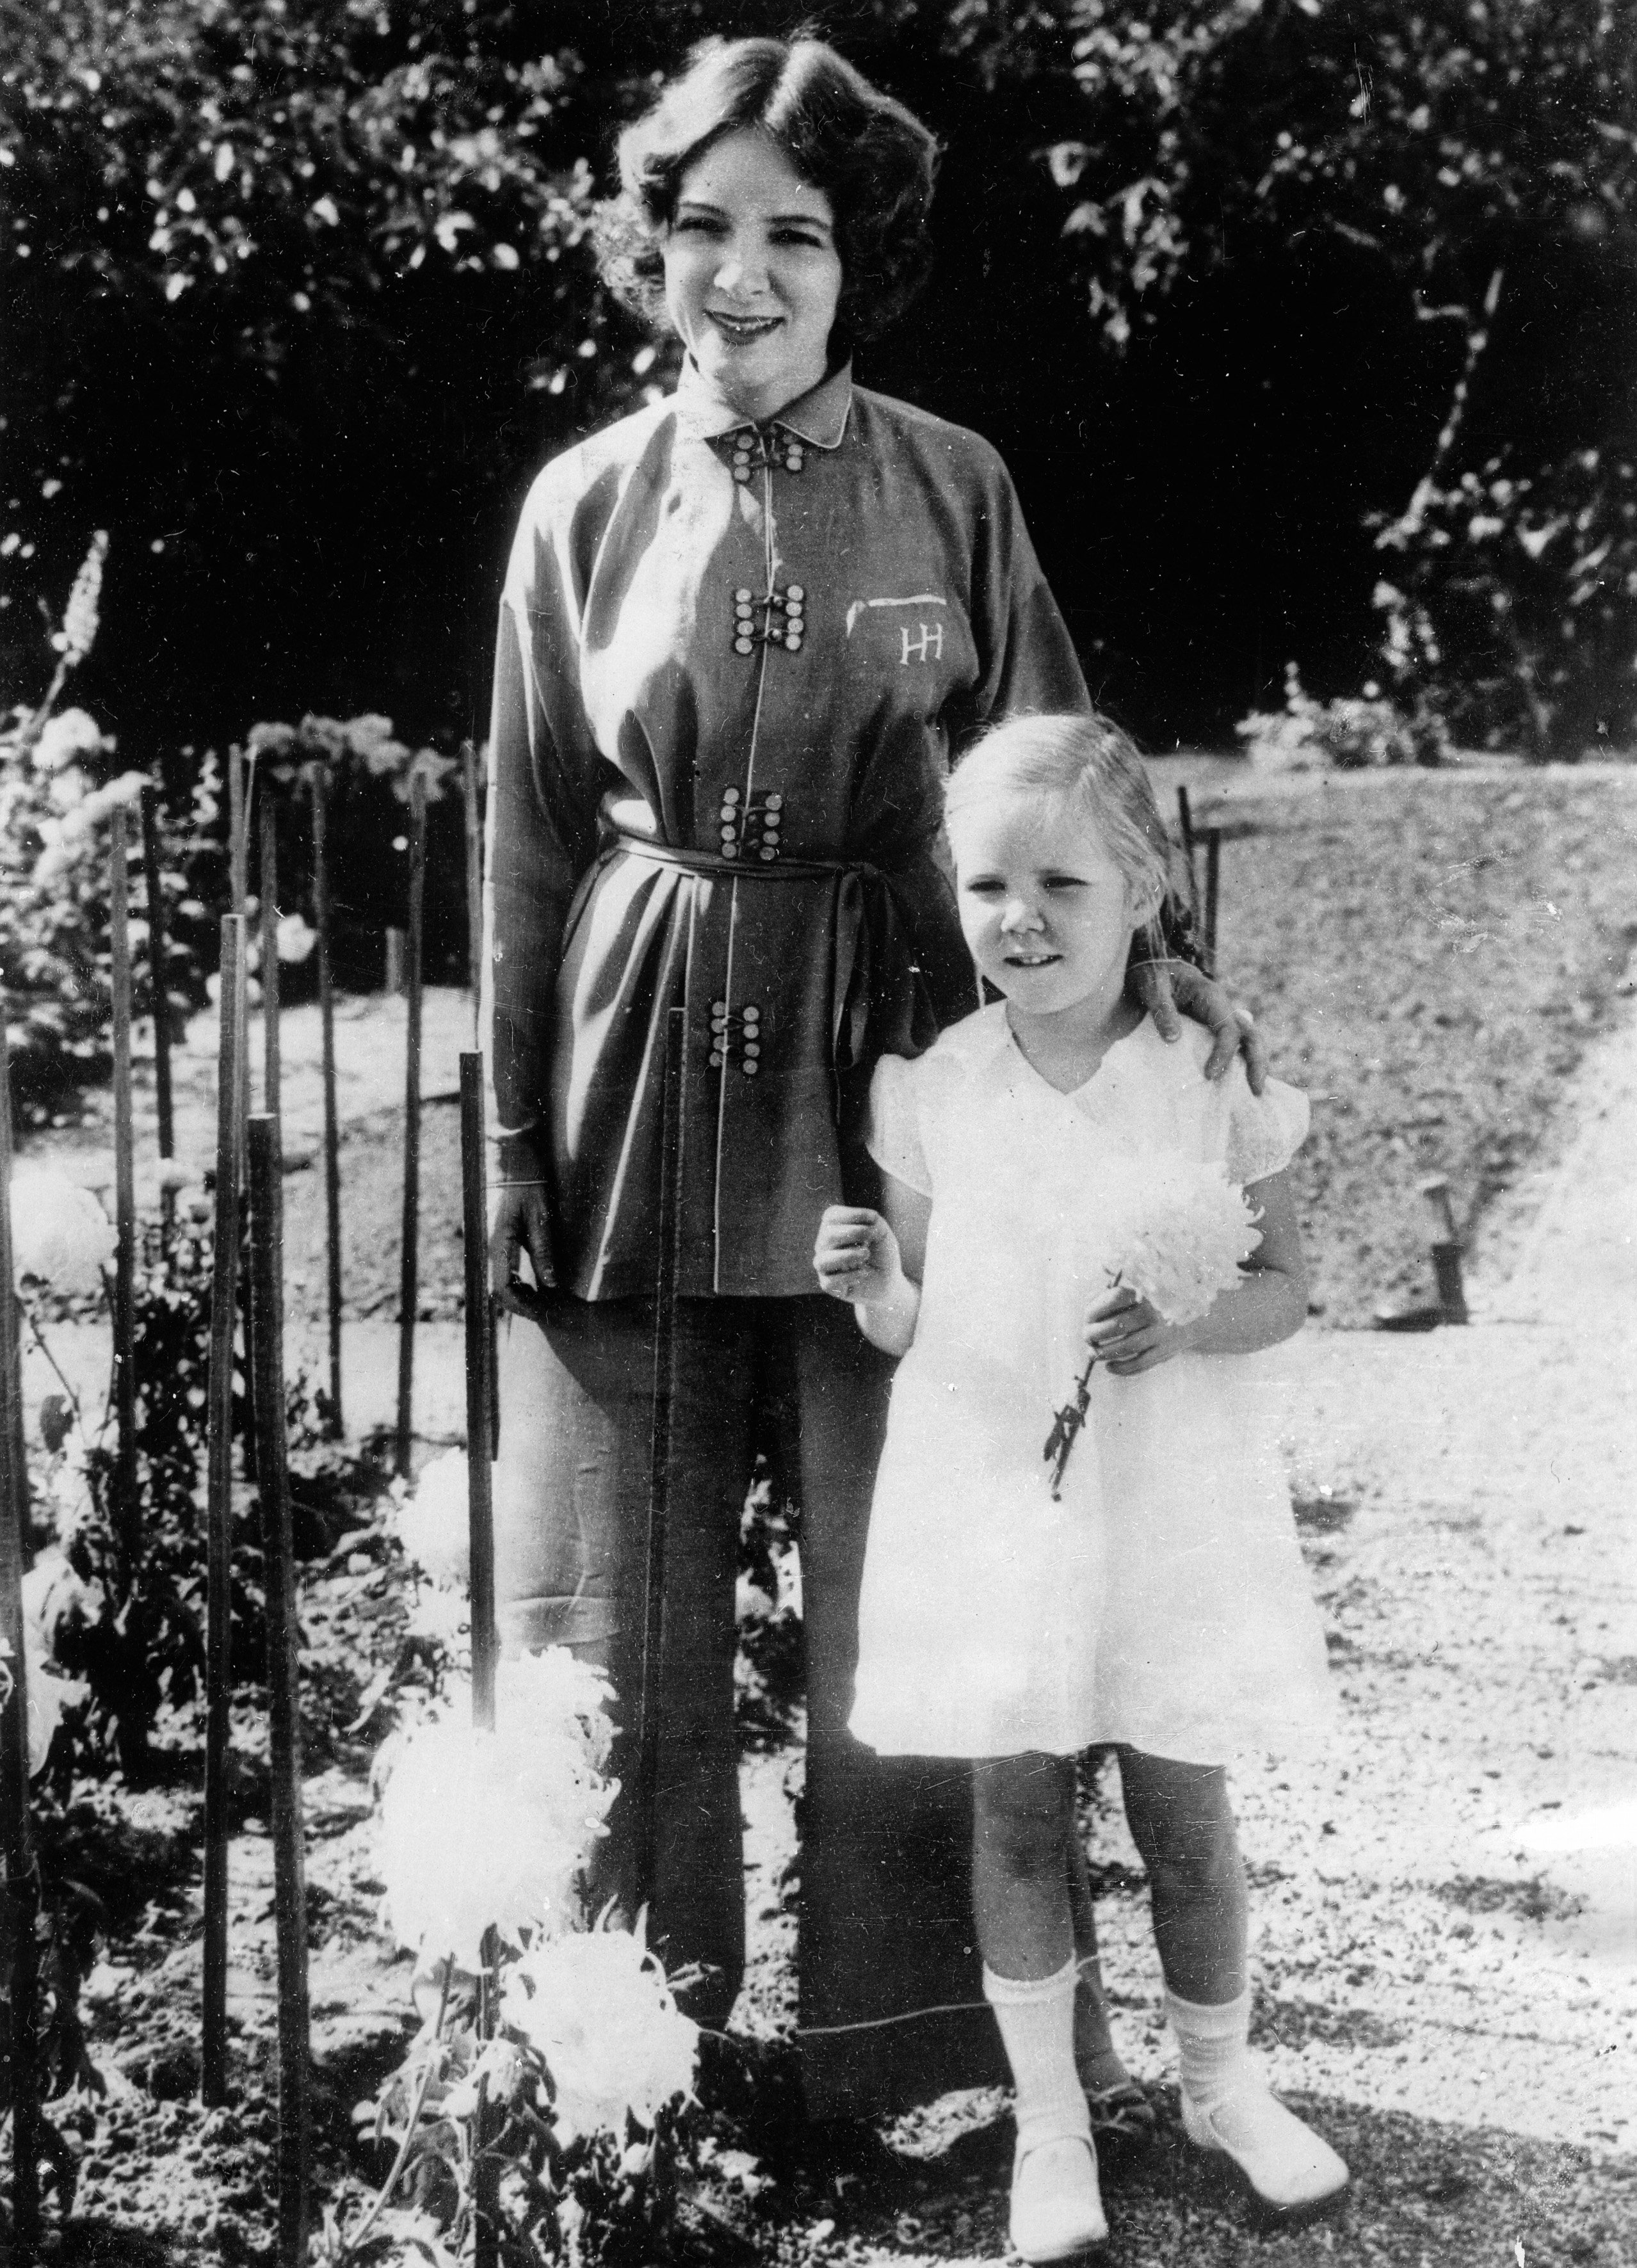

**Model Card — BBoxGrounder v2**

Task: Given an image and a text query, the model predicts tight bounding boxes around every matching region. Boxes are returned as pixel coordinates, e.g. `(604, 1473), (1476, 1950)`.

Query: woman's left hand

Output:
(1134, 960), (1268, 1093)
(1084, 1285), (1188, 1376)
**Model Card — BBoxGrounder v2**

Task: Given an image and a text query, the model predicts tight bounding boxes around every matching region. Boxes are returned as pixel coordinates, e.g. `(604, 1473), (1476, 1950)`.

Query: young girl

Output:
(814, 715), (1348, 2261)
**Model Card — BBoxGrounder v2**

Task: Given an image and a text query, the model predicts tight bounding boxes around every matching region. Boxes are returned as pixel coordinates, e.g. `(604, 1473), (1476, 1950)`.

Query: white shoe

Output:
(1180, 2076), (1349, 2216)
(1010, 2133), (1108, 2262)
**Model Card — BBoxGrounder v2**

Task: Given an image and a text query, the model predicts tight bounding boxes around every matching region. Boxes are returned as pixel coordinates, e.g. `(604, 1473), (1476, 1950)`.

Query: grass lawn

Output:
(1154, 756), (1637, 1325)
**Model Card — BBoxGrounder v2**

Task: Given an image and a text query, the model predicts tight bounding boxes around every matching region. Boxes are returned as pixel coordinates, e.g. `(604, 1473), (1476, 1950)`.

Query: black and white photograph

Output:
(1, 4), (1633, 2263)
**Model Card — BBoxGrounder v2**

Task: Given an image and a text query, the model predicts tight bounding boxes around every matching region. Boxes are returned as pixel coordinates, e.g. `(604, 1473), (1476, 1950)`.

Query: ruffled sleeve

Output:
(864, 1052), (933, 1196)
(1222, 1063), (1310, 1186)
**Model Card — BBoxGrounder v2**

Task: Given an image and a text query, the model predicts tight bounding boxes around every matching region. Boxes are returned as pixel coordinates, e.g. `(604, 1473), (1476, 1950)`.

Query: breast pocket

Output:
(843, 593), (977, 702)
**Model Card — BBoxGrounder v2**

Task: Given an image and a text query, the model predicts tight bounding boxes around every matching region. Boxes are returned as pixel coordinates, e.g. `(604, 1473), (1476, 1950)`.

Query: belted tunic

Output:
(484, 358), (1090, 1296)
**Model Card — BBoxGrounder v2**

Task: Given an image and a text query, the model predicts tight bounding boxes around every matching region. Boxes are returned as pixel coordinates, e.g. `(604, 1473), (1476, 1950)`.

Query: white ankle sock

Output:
(985, 1958), (1092, 2153)
(1164, 1984), (1251, 2107)
(1166, 1984), (1348, 2211)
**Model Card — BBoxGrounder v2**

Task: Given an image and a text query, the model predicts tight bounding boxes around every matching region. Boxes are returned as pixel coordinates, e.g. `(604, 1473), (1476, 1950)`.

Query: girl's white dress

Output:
(849, 1006), (1334, 1766)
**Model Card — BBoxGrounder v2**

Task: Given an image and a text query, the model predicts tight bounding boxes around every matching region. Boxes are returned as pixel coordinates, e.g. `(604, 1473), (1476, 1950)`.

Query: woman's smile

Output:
(663, 128), (843, 424)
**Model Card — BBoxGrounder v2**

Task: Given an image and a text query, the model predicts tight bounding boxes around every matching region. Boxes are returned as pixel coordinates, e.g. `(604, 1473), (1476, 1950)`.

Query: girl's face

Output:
(951, 793), (1149, 1025)
(663, 129), (843, 424)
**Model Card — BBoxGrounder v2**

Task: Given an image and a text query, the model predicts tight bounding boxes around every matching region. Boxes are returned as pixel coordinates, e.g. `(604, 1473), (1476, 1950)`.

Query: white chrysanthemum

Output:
(276, 912), (317, 964)
(1100, 1156), (1262, 1326)
(22, 1547), (99, 1653)
(47, 764), (88, 813)
(496, 1646), (618, 1776)
(376, 1648), (617, 1968)
(0, 1625), (87, 1778)
(396, 1450), (470, 1590)
(504, 1920), (698, 2138)
(10, 1169), (117, 1293)
(403, 1581), (468, 1649)
(32, 706), (104, 775)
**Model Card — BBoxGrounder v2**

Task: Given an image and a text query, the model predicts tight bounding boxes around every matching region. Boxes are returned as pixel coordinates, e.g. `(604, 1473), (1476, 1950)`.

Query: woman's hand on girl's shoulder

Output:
(1084, 1285), (1189, 1376)
(1136, 960), (1270, 1094)
(814, 1205), (904, 1307)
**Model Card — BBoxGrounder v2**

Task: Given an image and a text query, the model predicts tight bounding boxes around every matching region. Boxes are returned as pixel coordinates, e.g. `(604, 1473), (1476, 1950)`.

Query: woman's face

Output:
(663, 128), (843, 424)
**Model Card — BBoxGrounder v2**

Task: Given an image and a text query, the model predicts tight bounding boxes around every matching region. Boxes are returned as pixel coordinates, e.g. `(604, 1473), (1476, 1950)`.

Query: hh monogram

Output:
(900, 622), (944, 664)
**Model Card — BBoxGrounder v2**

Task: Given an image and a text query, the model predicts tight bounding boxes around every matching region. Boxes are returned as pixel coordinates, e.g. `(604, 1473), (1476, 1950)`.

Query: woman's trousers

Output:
(491, 1289), (1007, 2119)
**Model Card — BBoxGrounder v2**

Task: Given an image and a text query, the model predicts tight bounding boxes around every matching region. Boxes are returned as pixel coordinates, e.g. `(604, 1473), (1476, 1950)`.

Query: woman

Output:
(483, 33), (1254, 2132)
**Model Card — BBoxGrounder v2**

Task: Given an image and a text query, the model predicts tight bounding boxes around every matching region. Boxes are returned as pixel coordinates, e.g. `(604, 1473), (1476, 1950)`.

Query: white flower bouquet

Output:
(1045, 1154), (1262, 1495)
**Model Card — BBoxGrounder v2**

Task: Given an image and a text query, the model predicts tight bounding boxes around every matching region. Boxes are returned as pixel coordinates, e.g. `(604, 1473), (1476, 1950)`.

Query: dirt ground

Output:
(12, 768), (1636, 2265)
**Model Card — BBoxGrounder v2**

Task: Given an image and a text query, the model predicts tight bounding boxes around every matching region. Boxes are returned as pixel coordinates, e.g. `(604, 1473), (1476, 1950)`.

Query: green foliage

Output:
(1039, 0), (1637, 751)
(1047, 0), (1636, 345)
(0, 712), (214, 1123)
(26, 1219), (254, 1783)
(340, 1986), (691, 2267)
(1373, 445), (1637, 755)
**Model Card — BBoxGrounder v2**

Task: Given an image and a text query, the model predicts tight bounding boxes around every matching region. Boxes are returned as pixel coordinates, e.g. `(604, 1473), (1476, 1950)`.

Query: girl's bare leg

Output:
(1118, 1748), (1347, 2215)
(1116, 1749), (1247, 2003)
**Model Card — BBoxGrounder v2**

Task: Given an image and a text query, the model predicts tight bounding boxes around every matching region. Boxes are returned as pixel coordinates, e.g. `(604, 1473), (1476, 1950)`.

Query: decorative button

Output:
(759, 848), (778, 861)
(742, 1007), (759, 1026)
(743, 1041), (761, 1058)
(722, 787), (741, 805)
(787, 585), (803, 602)
(786, 634), (803, 652)
(709, 1050), (725, 1069)
(734, 589), (751, 603)
(734, 636), (754, 655)
(722, 843), (739, 858)
(764, 794), (782, 812)
(720, 826), (738, 845)
(743, 1060), (760, 1077)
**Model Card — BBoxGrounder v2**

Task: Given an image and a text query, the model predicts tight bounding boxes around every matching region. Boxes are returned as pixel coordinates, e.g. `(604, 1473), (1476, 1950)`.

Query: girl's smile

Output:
(663, 129), (844, 425)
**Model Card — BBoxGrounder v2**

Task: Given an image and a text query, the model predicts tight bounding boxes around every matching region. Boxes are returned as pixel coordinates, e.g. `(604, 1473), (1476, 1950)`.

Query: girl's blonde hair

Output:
(945, 712), (1182, 956)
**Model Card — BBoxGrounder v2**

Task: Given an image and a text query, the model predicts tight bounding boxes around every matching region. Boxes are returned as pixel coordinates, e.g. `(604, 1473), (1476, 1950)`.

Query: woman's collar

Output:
(673, 354), (853, 449)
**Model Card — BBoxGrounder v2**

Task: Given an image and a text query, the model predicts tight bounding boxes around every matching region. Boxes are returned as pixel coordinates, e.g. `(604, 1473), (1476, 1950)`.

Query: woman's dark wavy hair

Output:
(595, 34), (940, 350)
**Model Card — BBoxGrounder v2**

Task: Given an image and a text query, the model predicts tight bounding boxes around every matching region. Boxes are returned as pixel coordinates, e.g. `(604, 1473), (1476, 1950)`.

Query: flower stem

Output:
(337, 1965), (451, 2260)
(18, 1292), (86, 1431)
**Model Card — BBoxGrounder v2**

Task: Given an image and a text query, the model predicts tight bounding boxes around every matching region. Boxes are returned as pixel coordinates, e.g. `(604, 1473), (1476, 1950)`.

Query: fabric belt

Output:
(606, 822), (939, 1072)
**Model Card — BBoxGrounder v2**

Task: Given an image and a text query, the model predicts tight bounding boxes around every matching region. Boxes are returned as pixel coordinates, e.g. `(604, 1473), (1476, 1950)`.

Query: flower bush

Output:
(347, 1650), (699, 2265)
(1, 536), (213, 1119)
(1237, 663), (1447, 773)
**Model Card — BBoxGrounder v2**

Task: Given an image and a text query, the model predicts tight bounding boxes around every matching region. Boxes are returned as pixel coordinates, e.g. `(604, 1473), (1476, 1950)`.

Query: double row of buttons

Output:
(732, 584), (805, 657)
(709, 1000), (762, 1075)
(717, 787), (784, 862)
(730, 428), (805, 482)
